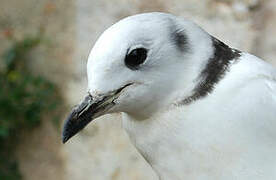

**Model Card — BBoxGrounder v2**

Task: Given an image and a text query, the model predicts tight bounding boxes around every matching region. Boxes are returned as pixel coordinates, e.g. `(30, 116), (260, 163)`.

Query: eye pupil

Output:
(125, 48), (147, 70)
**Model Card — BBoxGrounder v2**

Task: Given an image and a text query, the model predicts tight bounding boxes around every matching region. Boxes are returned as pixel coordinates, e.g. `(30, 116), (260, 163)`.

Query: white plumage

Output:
(63, 12), (276, 180)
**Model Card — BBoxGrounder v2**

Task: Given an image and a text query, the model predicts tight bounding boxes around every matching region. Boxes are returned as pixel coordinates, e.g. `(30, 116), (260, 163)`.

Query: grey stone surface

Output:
(251, 0), (276, 66)
(0, 1), (75, 180)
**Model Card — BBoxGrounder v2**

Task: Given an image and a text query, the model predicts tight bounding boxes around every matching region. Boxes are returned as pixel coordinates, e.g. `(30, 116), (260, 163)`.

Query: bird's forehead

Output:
(93, 14), (171, 52)
(88, 15), (172, 67)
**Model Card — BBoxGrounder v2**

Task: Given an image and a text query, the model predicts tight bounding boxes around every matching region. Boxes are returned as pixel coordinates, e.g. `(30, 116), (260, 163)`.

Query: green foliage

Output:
(0, 35), (63, 180)
(0, 157), (21, 180)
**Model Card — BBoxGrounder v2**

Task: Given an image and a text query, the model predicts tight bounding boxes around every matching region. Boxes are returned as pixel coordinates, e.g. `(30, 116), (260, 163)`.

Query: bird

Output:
(62, 12), (276, 180)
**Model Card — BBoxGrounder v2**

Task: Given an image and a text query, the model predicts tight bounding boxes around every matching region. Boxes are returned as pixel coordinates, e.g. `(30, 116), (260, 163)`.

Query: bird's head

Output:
(62, 13), (213, 143)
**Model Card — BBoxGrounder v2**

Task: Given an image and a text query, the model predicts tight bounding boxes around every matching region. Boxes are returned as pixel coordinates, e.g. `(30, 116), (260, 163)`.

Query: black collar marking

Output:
(180, 37), (241, 105)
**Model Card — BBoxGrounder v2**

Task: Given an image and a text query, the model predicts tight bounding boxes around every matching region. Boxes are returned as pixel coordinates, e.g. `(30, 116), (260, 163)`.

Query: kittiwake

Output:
(62, 12), (276, 180)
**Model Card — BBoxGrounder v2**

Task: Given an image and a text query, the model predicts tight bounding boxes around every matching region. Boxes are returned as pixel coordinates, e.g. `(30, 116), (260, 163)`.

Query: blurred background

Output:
(0, 0), (276, 179)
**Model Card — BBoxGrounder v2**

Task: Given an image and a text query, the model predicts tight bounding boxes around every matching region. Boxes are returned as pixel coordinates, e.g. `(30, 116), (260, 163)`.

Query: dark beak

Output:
(62, 83), (132, 143)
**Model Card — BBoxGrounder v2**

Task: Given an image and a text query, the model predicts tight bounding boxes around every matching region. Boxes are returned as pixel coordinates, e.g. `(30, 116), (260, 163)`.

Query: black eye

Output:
(125, 48), (147, 70)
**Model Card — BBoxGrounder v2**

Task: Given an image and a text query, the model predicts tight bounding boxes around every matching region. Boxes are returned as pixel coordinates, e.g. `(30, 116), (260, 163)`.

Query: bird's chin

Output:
(62, 83), (133, 143)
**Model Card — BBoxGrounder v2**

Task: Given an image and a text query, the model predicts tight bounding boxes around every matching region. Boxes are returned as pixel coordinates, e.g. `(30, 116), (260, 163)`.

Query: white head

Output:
(87, 13), (212, 116)
(62, 12), (214, 143)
